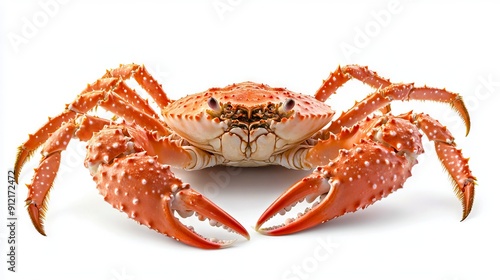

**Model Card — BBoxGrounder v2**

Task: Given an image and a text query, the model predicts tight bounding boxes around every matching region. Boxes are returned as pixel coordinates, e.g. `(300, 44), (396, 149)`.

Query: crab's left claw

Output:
(256, 141), (414, 236)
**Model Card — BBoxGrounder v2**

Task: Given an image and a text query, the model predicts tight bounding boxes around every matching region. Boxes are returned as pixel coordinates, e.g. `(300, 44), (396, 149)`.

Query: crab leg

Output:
(14, 111), (76, 182)
(23, 116), (110, 235)
(315, 65), (470, 135)
(401, 112), (476, 220)
(314, 65), (392, 102)
(102, 63), (172, 109)
(15, 65), (172, 181)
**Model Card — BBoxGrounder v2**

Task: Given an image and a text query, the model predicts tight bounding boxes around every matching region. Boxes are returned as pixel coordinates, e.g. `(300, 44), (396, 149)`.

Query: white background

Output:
(1, 1), (499, 279)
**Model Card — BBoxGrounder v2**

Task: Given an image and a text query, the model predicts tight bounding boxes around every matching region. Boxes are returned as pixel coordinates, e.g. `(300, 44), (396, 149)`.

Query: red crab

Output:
(14, 64), (476, 249)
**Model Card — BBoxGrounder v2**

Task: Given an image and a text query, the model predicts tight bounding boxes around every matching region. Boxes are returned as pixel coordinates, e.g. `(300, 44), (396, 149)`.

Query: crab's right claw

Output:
(92, 151), (249, 249)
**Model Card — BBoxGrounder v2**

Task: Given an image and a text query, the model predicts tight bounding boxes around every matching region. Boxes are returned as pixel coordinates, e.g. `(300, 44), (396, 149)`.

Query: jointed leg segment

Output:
(314, 65), (470, 135)
(15, 64), (172, 181)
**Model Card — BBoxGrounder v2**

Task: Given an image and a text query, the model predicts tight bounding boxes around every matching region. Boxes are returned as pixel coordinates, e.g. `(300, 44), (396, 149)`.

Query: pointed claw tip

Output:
(255, 227), (273, 236)
(451, 96), (471, 136)
(27, 203), (47, 236)
(242, 230), (251, 240)
(460, 179), (475, 222)
(14, 147), (31, 184)
(253, 223), (268, 235)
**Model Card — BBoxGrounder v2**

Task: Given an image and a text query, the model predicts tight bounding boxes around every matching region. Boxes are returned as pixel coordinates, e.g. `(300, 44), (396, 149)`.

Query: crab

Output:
(14, 64), (476, 249)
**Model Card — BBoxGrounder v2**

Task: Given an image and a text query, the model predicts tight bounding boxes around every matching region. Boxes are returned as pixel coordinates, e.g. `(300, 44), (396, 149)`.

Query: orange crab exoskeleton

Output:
(14, 64), (476, 249)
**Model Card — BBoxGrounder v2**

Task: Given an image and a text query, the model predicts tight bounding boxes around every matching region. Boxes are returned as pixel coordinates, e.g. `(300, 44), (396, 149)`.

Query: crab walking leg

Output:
(315, 65), (470, 134)
(315, 65), (392, 102)
(88, 77), (159, 118)
(256, 140), (415, 235)
(66, 85), (169, 135)
(22, 116), (111, 235)
(401, 112), (476, 220)
(15, 64), (173, 182)
(15, 90), (169, 181)
(102, 63), (172, 108)
(14, 111), (76, 182)
(326, 83), (470, 135)
(24, 122), (78, 235)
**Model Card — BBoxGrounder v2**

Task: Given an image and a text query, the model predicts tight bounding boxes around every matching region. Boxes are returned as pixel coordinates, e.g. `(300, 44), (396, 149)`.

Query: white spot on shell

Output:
(142, 179), (147, 185)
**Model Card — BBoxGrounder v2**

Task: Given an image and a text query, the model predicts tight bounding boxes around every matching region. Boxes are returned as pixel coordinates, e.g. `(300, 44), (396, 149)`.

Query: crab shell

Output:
(163, 82), (335, 166)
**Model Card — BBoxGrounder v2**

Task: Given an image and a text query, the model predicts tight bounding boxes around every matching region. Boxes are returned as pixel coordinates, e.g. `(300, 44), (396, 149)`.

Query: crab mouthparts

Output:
(169, 188), (250, 248)
(255, 176), (334, 235)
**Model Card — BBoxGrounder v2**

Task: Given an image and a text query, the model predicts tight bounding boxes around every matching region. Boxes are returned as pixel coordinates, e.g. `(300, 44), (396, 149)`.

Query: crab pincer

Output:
(91, 153), (249, 249)
(255, 140), (414, 235)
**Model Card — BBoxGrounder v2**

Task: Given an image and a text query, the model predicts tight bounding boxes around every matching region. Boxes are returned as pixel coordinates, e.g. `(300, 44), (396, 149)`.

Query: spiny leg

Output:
(327, 83), (470, 135)
(315, 65), (392, 102)
(15, 91), (165, 181)
(14, 111), (76, 183)
(102, 64), (172, 109)
(15, 64), (172, 181)
(399, 112), (476, 220)
(24, 115), (110, 235)
(314, 65), (470, 135)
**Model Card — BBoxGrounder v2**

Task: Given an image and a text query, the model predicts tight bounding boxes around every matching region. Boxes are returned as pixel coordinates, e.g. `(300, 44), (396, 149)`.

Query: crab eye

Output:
(284, 98), (295, 111)
(280, 98), (295, 113)
(208, 97), (221, 111)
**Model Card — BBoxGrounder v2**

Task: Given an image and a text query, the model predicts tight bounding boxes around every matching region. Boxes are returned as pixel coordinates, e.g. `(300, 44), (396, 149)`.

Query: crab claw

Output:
(256, 141), (414, 235)
(92, 152), (249, 249)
